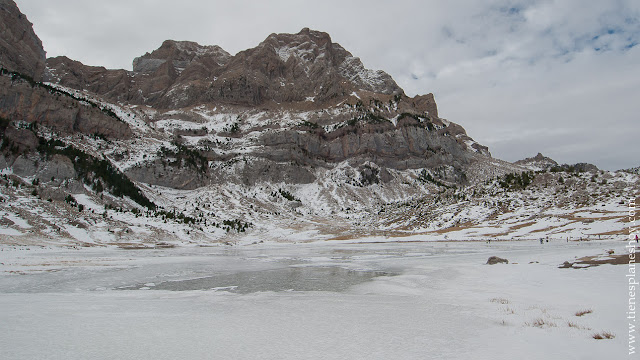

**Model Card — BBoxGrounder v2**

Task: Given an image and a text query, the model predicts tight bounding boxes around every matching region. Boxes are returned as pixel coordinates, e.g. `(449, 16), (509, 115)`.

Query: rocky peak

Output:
(515, 153), (558, 171)
(0, 0), (46, 81)
(528, 153), (555, 163)
(248, 28), (403, 96)
(199, 27), (403, 107)
(403, 93), (439, 118)
(266, 28), (333, 51)
(133, 40), (231, 74)
(260, 28), (334, 65)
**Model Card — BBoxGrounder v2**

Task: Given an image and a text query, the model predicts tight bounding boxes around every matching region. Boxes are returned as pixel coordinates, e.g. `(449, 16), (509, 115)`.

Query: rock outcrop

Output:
(486, 256), (509, 265)
(45, 56), (134, 102)
(37, 154), (77, 182)
(569, 163), (599, 173)
(0, 1), (131, 140)
(515, 153), (558, 171)
(133, 40), (231, 74)
(222, 27), (402, 105)
(257, 122), (474, 172)
(0, 0), (46, 81)
(515, 153), (599, 173)
(0, 75), (131, 139)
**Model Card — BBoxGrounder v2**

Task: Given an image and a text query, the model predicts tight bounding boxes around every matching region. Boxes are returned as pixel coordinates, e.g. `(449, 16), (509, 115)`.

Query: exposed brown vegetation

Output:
(575, 309), (593, 317)
(567, 321), (591, 330)
(527, 318), (557, 328)
(592, 331), (615, 340)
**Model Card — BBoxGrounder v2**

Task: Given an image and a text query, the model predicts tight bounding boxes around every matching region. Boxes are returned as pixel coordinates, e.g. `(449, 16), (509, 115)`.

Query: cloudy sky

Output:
(16, 0), (640, 170)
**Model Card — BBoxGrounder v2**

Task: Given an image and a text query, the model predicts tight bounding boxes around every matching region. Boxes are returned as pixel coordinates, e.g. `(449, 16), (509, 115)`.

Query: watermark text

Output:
(629, 198), (637, 355)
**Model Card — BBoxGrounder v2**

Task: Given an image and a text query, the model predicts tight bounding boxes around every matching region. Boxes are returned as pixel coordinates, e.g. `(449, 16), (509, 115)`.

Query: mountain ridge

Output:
(0, 0), (637, 247)
(46, 27), (408, 110)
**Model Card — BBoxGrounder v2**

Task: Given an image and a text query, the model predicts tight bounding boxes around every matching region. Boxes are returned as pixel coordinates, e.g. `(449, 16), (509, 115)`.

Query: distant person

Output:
(636, 234), (638, 243)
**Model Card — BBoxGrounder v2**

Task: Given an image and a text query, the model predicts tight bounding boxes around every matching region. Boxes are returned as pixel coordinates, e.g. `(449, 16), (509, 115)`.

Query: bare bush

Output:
(592, 331), (614, 340)
(575, 309), (593, 317)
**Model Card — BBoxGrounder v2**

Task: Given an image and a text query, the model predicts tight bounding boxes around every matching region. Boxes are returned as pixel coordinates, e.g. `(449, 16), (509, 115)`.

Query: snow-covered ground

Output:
(0, 238), (634, 359)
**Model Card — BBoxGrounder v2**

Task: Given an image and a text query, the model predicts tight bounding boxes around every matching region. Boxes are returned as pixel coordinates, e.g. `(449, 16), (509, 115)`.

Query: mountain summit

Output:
(47, 28), (405, 109)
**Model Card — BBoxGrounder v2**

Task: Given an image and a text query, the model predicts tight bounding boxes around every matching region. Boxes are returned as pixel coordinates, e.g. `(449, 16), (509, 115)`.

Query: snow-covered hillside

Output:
(0, 2), (637, 247)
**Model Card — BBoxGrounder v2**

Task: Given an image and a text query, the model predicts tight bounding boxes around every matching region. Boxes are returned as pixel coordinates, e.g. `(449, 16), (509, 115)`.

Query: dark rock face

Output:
(0, 76), (131, 139)
(0, 0), (46, 81)
(11, 154), (37, 176)
(0, 2), (131, 140)
(125, 161), (207, 190)
(571, 163), (599, 173)
(133, 40), (231, 74)
(401, 93), (439, 118)
(6, 153), (76, 180)
(218, 28), (402, 105)
(236, 159), (316, 186)
(2, 126), (37, 152)
(258, 124), (474, 171)
(47, 28), (404, 109)
(45, 56), (135, 102)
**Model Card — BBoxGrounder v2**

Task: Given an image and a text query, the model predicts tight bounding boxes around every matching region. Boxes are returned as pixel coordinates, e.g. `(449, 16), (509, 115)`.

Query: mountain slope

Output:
(0, 1), (637, 247)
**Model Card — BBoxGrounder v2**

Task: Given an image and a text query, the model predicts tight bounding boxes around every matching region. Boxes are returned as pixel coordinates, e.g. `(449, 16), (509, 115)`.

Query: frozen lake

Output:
(0, 239), (632, 359)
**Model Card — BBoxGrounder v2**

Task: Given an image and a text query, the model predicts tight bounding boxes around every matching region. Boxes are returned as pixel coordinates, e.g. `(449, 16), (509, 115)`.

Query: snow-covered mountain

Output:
(0, 0), (637, 246)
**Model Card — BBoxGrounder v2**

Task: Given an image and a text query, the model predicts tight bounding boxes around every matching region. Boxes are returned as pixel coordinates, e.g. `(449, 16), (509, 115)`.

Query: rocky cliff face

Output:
(0, 0), (45, 81)
(210, 28), (402, 106)
(0, 0), (131, 144)
(47, 28), (405, 109)
(0, 75), (132, 139)
(45, 56), (134, 102)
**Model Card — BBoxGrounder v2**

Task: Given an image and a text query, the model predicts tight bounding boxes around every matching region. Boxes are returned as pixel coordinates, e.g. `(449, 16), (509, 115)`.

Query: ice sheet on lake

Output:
(0, 240), (629, 359)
